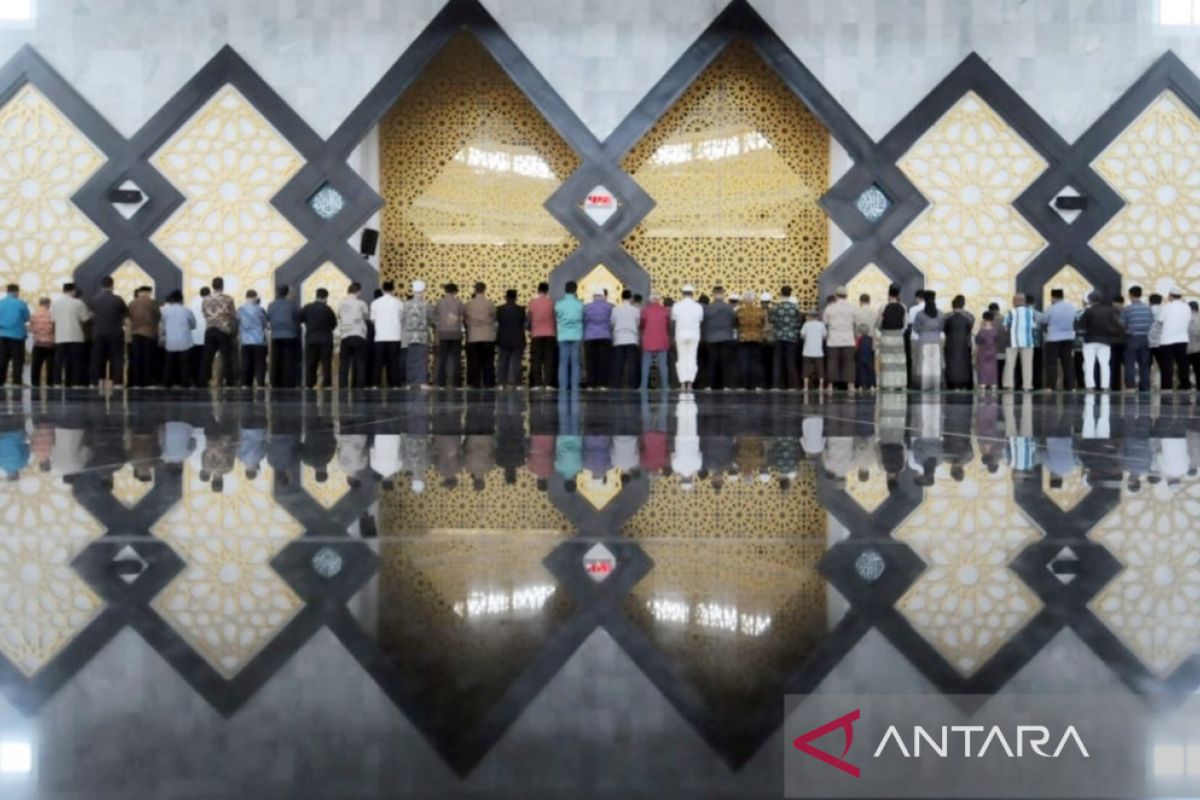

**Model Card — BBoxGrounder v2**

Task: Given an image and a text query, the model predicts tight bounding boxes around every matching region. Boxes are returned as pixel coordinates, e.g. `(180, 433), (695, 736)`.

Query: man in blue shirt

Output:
(1041, 288), (1077, 391)
(1121, 285), (1154, 391)
(267, 285), (300, 388)
(238, 289), (269, 388)
(0, 284), (30, 386)
(1002, 293), (1036, 391)
(554, 281), (584, 392)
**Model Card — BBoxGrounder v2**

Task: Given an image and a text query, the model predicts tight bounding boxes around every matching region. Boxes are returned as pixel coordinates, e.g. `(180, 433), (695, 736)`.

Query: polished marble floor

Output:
(0, 388), (1196, 798)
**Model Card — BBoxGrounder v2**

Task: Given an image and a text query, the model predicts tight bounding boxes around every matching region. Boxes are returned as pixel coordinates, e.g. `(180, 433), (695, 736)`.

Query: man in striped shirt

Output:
(1121, 285), (1154, 392)
(1002, 293), (1037, 391)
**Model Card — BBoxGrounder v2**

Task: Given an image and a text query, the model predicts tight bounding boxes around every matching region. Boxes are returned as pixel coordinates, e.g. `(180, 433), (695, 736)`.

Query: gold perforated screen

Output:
(378, 32), (580, 298)
(621, 40), (831, 306)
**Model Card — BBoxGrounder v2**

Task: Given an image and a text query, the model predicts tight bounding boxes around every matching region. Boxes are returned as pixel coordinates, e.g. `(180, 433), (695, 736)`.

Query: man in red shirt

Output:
(639, 292), (670, 391)
(527, 282), (556, 389)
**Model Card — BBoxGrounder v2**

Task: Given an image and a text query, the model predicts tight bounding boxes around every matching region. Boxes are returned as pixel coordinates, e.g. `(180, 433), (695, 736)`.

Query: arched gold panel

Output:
(378, 32), (580, 300)
(621, 40), (830, 306)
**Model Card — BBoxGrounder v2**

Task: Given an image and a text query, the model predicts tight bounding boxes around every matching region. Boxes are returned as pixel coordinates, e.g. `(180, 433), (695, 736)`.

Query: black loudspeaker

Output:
(1054, 196), (1087, 211)
(109, 188), (143, 204)
(360, 228), (379, 257)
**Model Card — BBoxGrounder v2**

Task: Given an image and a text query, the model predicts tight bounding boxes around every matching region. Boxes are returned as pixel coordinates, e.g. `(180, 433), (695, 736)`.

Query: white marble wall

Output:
(0, 0), (1195, 144)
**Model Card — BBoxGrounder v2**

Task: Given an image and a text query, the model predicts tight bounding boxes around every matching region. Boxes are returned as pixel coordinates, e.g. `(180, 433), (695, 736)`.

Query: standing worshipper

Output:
(496, 288), (526, 388)
(401, 280), (433, 388)
(299, 288), (337, 388)
(368, 281), (402, 389)
(88, 276), (127, 388)
(1041, 288), (1077, 391)
(159, 290), (195, 387)
(527, 282), (556, 389)
(875, 284), (907, 391)
(975, 311), (999, 391)
(28, 298), (55, 388)
(1110, 295), (1125, 389)
(1189, 300), (1200, 390)
(1002, 293), (1037, 391)
(912, 291), (944, 391)
(1079, 291), (1123, 391)
(639, 292), (670, 391)
(237, 289), (269, 388)
(610, 290), (640, 389)
(1160, 287), (1192, 390)
(759, 292), (775, 389)
(464, 281), (497, 389)
(0, 284), (30, 386)
(671, 284), (704, 396)
(1121, 285), (1153, 392)
(735, 290), (765, 390)
(768, 286), (801, 390)
(942, 295), (975, 390)
(854, 293), (877, 391)
(582, 288), (614, 390)
(433, 283), (465, 388)
(906, 289), (926, 388)
(127, 286), (161, 388)
(51, 283), (89, 387)
(701, 286), (736, 390)
(988, 301), (1006, 387)
(822, 286), (856, 390)
(555, 281), (584, 392)
(1149, 293), (1166, 389)
(338, 282), (370, 389)
(189, 286), (209, 388)
(800, 310), (826, 392)
(201, 277), (238, 387)
(267, 285), (301, 388)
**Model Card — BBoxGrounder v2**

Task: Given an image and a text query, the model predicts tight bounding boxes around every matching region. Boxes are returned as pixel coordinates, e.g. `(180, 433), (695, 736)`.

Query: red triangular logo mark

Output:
(792, 708), (861, 778)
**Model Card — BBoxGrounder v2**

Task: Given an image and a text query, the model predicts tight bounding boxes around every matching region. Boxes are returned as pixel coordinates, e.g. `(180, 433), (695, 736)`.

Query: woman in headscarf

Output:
(911, 290), (945, 391)
(943, 294), (975, 390)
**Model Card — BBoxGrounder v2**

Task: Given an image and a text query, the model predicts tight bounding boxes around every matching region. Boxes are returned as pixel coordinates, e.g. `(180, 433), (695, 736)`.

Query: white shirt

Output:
(190, 296), (207, 346)
(611, 303), (640, 346)
(671, 297), (704, 340)
(1160, 299), (1191, 346)
(370, 293), (403, 342)
(801, 320), (826, 358)
(50, 295), (89, 343)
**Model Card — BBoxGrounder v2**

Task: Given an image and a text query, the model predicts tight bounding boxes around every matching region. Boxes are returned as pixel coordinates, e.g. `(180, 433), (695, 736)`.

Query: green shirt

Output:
(554, 295), (584, 342)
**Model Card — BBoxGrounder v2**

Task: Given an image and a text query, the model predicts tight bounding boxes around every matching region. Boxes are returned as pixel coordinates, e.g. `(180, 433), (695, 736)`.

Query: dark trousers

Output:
(91, 333), (125, 386)
(584, 339), (611, 388)
(306, 341), (334, 388)
(1110, 342), (1124, 390)
(738, 342), (763, 390)
(466, 341), (496, 388)
(436, 339), (462, 387)
(773, 340), (800, 390)
(241, 344), (267, 387)
(529, 336), (556, 387)
(1163, 342), (1192, 390)
(163, 350), (191, 387)
(130, 335), (157, 387)
(0, 338), (25, 384)
(1124, 335), (1152, 391)
(30, 345), (55, 387)
(856, 336), (876, 389)
(190, 344), (206, 387)
(270, 338), (300, 388)
(1044, 341), (1075, 391)
(704, 341), (736, 389)
(1191, 352), (1200, 391)
(612, 344), (639, 389)
(372, 341), (402, 388)
(340, 336), (369, 388)
(1151, 347), (1172, 390)
(498, 345), (524, 387)
(202, 329), (237, 387)
(55, 342), (86, 386)
(761, 344), (774, 389)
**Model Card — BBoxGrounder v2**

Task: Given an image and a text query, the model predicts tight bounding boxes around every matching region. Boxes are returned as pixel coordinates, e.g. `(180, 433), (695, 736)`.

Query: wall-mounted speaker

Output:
(360, 228), (379, 257)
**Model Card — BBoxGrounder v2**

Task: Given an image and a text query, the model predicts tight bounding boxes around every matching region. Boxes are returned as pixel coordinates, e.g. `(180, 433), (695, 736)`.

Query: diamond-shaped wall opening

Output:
(110, 179), (148, 220)
(581, 184), (619, 226)
(308, 181), (346, 221)
(855, 184), (890, 223)
(378, 32), (581, 302)
(1050, 184), (1084, 225)
(620, 39), (832, 306)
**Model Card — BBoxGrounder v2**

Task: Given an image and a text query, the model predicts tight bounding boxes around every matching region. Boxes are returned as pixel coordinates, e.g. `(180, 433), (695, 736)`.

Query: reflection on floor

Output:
(0, 388), (1196, 797)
